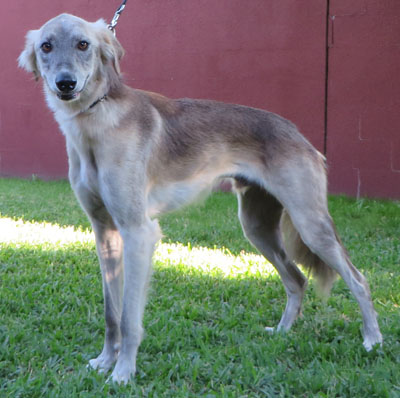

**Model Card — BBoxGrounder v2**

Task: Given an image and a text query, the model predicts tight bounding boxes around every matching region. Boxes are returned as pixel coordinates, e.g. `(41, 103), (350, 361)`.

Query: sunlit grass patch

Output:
(156, 243), (275, 279)
(0, 217), (93, 247)
(0, 216), (276, 280)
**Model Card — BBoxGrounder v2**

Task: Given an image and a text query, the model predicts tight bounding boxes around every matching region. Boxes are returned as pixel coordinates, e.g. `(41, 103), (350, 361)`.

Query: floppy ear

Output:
(18, 29), (40, 80)
(93, 19), (125, 74)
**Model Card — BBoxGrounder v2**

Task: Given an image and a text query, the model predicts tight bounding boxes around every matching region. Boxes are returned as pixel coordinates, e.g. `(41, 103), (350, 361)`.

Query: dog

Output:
(19, 14), (382, 384)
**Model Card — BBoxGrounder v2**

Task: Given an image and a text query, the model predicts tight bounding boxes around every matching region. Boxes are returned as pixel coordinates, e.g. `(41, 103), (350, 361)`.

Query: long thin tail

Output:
(280, 210), (337, 296)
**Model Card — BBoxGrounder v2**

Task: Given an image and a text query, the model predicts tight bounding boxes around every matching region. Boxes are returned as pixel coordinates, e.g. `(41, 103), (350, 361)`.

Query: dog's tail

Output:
(280, 210), (337, 296)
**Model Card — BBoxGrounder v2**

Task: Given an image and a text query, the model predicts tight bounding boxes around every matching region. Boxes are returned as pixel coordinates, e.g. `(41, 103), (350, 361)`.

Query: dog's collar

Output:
(88, 94), (108, 110)
(80, 94), (108, 114)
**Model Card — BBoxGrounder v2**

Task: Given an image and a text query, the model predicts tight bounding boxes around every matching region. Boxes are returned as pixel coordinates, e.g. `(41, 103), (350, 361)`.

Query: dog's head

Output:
(19, 14), (124, 107)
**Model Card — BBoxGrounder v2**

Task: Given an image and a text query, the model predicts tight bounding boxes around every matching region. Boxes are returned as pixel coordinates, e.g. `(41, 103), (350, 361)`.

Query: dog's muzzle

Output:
(55, 72), (79, 101)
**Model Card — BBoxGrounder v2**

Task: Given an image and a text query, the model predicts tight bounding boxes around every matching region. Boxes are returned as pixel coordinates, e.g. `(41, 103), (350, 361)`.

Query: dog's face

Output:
(19, 14), (124, 105)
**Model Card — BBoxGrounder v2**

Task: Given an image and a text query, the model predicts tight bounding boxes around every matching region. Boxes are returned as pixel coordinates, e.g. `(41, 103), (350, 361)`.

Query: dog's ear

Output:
(94, 19), (125, 75)
(18, 29), (40, 80)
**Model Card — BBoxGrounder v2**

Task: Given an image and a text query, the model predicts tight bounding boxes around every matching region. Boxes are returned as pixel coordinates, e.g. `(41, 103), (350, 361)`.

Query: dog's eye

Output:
(41, 42), (52, 53)
(77, 41), (89, 51)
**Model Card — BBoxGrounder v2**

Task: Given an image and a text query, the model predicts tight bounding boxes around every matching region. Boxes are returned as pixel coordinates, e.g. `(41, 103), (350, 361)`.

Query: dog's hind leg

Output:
(287, 204), (382, 350)
(271, 156), (382, 350)
(235, 181), (308, 332)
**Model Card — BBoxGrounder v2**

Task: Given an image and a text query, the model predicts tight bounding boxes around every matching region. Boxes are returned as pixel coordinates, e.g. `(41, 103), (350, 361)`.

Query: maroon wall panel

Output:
(1, 1), (327, 179)
(326, 0), (400, 198)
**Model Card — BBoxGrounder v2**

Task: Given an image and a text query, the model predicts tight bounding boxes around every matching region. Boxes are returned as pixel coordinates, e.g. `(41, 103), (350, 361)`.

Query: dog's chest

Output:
(70, 135), (101, 193)
(64, 118), (107, 193)
(80, 149), (99, 191)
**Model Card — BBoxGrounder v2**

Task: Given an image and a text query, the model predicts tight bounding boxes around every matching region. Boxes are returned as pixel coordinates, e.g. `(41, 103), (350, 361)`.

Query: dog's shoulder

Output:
(132, 89), (179, 117)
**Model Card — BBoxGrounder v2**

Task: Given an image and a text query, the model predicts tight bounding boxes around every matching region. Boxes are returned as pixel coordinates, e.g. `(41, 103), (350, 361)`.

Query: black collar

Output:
(79, 94), (108, 114)
(88, 94), (108, 110)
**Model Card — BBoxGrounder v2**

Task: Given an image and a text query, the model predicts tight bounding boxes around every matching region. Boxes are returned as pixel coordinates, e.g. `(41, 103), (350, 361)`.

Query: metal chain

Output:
(108, 0), (128, 34)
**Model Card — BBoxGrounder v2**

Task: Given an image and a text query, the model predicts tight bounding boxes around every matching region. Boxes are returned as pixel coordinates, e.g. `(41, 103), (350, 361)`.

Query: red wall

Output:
(326, 0), (400, 198)
(1, 0), (399, 198)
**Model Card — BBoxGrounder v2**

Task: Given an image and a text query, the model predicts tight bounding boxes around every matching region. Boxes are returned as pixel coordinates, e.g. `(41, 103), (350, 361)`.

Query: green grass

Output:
(0, 178), (399, 397)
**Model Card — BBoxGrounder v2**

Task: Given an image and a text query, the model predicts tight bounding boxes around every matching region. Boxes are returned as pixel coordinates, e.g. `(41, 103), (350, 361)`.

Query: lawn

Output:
(0, 178), (399, 397)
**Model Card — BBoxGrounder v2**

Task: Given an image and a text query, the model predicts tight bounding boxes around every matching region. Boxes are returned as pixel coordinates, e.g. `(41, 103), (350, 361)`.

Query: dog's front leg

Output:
(67, 144), (125, 374)
(88, 217), (124, 373)
(110, 219), (161, 384)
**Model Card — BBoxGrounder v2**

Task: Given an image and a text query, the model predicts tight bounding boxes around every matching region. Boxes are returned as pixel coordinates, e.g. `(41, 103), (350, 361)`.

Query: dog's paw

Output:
(110, 357), (136, 385)
(264, 326), (275, 334)
(363, 333), (383, 352)
(88, 351), (118, 374)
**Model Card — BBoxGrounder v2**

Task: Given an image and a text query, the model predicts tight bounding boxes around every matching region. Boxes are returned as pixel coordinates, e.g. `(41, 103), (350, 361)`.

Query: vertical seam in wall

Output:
(323, 0), (331, 156)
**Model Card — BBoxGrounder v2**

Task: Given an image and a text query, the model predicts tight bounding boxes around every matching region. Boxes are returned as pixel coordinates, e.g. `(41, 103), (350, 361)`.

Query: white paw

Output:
(363, 333), (383, 352)
(88, 351), (117, 374)
(110, 358), (136, 385)
(265, 326), (275, 334)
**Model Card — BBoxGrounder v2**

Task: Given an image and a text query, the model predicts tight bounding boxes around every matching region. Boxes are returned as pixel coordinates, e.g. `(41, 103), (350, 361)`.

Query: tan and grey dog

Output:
(19, 14), (382, 384)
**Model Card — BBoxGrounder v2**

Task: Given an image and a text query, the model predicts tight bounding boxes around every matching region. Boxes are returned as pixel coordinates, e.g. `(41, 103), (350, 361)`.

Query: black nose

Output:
(55, 74), (77, 93)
